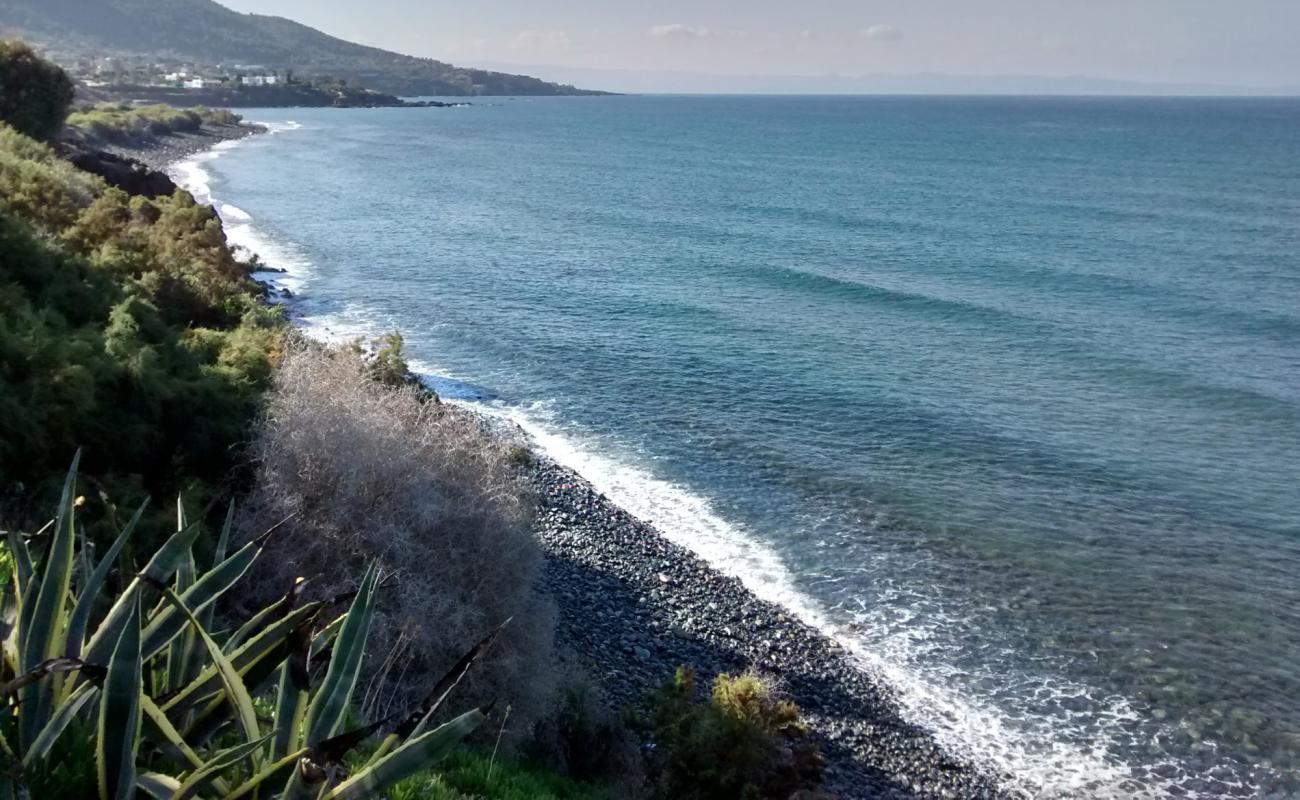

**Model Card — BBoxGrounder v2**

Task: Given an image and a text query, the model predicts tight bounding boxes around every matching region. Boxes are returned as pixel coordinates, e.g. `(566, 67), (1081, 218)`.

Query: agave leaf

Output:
(225, 577), (307, 655)
(222, 747), (310, 800)
(307, 612), (346, 666)
(271, 618), (312, 760)
(22, 680), (97, 767)
(0, 657), (98, 698)
(145, 579), (261, 747)
(161, 601), (321, 719)
(5, 529), (32, 599)
(173, 734), (271, 800)
(189, 502), (238, 689)
(20, 456), (81, 745)
(134, 772), (181, 799)
(96, 591), (141, 800)
(142, 536), (263, 663)
(164, 549), (198, 695)
(212, 501), (235, 568)
(302, 564), (379, 746)
(66, 499), (147, 659)
(320, 709), (484, 800)
(81, 518), (204, 667)
(13, 578), (36, 678)
(140, 695), (204, 771)
(352, 619), (509, 765)
(401, 618), (510, 740)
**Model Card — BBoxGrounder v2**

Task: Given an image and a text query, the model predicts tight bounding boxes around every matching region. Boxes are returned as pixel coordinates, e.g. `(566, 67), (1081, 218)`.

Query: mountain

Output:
(0, 0), (604, 96)
(477, 62), (1300, 97)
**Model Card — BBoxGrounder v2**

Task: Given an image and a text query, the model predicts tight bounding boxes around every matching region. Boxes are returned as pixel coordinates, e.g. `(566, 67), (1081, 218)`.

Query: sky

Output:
(219, 0), (1300, 92)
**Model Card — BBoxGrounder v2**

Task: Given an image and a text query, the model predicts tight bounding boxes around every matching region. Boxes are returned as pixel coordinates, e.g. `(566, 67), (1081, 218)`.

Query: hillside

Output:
(0, 0), (604, 95)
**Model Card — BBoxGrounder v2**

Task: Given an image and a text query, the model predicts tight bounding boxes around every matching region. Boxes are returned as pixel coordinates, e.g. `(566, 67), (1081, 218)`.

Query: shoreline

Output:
(153, 127), (1007, 799)
(524, 451), (1005, 798)
(95, 121), (265, 172)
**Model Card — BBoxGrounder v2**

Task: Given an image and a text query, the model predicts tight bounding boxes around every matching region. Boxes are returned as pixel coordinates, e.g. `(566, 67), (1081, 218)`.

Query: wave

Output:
(457, 399), (1170, 798)
(167, 122), (311, 296)
(164, 121), (1222, 798)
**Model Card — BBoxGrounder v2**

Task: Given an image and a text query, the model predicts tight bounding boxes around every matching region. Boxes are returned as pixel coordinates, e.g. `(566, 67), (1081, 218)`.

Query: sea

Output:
(171, 96), (1300, 798)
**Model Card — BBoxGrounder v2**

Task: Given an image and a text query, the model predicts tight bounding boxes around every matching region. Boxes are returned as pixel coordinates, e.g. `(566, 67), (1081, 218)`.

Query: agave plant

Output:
(0, 454), (500, 799)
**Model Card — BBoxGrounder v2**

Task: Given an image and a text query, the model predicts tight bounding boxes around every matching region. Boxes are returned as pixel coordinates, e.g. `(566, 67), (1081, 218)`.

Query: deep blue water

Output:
(176, 96), (1300, 797)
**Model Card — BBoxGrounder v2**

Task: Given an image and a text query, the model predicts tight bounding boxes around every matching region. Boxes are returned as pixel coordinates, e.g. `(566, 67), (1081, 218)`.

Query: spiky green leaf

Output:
(139, 695), (204, 772)
(66, 499), (146, 659)
(302, 564), (379, 746)
(161, 601), (321, 721)
(81, 519), (203, 667)
(134, 772), (181, 799)
(96, 591), (141, 800)
(22, 680), (97, 767)
(20, 456), (81, 745)
(173, 734), (271, 800)
(146, 581), (261, 747)
(141, 536), (263, 662)
(320, 709), (484, 800)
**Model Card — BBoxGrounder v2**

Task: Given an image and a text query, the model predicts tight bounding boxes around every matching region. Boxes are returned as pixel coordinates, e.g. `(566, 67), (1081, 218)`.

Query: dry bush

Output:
(237, 343), (555, 738)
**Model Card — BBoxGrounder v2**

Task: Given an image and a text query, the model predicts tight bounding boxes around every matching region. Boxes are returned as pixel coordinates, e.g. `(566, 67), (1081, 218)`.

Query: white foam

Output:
(457, 399), (1159, 799)
(167, 122), (311, 296)
(166, 120), (1200, 797)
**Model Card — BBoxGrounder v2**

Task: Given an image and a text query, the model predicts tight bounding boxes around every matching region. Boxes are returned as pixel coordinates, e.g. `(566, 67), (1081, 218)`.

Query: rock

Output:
(62, 145), (177, 198)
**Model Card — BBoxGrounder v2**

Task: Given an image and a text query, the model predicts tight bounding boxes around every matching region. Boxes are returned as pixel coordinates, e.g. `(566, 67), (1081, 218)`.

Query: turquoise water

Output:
(176, 96), (1300, 796)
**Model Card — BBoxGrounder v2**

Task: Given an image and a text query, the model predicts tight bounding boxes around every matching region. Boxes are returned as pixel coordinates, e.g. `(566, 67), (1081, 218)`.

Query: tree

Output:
(0, 40), (75, 141)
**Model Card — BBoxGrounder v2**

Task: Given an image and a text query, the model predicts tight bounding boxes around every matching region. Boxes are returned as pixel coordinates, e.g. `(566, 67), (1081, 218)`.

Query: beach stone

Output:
(518, 447), (1007, 799)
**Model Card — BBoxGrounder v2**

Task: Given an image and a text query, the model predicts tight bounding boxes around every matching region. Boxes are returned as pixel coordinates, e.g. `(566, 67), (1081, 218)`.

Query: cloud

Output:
(650, 24), (711, 39)
(861, 24), (903, 43)
(511, 30), (572, 51)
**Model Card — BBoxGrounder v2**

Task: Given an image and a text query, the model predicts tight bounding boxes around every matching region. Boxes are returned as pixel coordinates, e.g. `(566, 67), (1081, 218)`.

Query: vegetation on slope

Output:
(64, 102), (241, 145)
(0, 42), (826, 800)
(237, 344), (556, 739)
(0, 44), (283, 520)
(0, 0), (603, 96)
(0, 39), (73, 140)
(0, 462), (493, 798)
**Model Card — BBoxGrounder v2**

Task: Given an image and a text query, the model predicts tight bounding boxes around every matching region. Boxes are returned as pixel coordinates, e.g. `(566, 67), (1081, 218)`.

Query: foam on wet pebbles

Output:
(519, 449), (1008, 799)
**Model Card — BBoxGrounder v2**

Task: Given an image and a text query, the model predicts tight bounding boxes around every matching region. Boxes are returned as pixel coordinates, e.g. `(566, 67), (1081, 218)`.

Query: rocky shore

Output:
(94, 121), (265, 171)
(527, 454), (1007, 799)
(57, 121), (264, 198)
(129, 127), (1009, 800)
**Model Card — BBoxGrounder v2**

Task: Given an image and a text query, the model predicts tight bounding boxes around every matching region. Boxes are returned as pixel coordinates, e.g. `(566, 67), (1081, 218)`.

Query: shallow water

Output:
(175, 96), (1300, 796)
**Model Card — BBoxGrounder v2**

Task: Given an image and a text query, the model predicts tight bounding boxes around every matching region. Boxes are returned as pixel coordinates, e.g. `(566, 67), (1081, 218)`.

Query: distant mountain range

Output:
(478, 62), (1300, 97)
(0, 0), (604, 96)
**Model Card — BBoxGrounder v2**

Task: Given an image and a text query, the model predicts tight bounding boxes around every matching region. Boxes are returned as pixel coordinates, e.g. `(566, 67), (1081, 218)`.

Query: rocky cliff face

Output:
(59, 143), (176, 198)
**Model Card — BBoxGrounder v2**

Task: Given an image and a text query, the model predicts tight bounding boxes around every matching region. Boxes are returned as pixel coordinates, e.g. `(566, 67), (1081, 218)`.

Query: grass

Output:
(64, 102), (242, 144)
(370, 747), (613, 800)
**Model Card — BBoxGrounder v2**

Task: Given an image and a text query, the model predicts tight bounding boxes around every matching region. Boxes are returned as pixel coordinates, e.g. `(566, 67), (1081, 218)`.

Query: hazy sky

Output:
(220, 0), (1300, 88)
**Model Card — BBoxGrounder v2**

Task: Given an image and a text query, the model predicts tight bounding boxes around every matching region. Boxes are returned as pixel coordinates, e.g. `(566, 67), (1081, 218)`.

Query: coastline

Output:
(525, 451), (1005, 798)
(155, 126), (1006, 799)
(93, 121), (265, 172)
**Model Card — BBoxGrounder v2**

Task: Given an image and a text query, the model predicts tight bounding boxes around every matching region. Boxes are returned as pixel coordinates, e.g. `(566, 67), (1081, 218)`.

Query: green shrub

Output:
(64, 103), (240, 145)
(0, 40), (74, 141)
(0, 457), (499, 798)
(368, 330), (414, 388)
(378, 747), (612, 800)
(528, 676), (643, 792)
(643, 668), (824, 800)
(0, 114), (282, 517)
